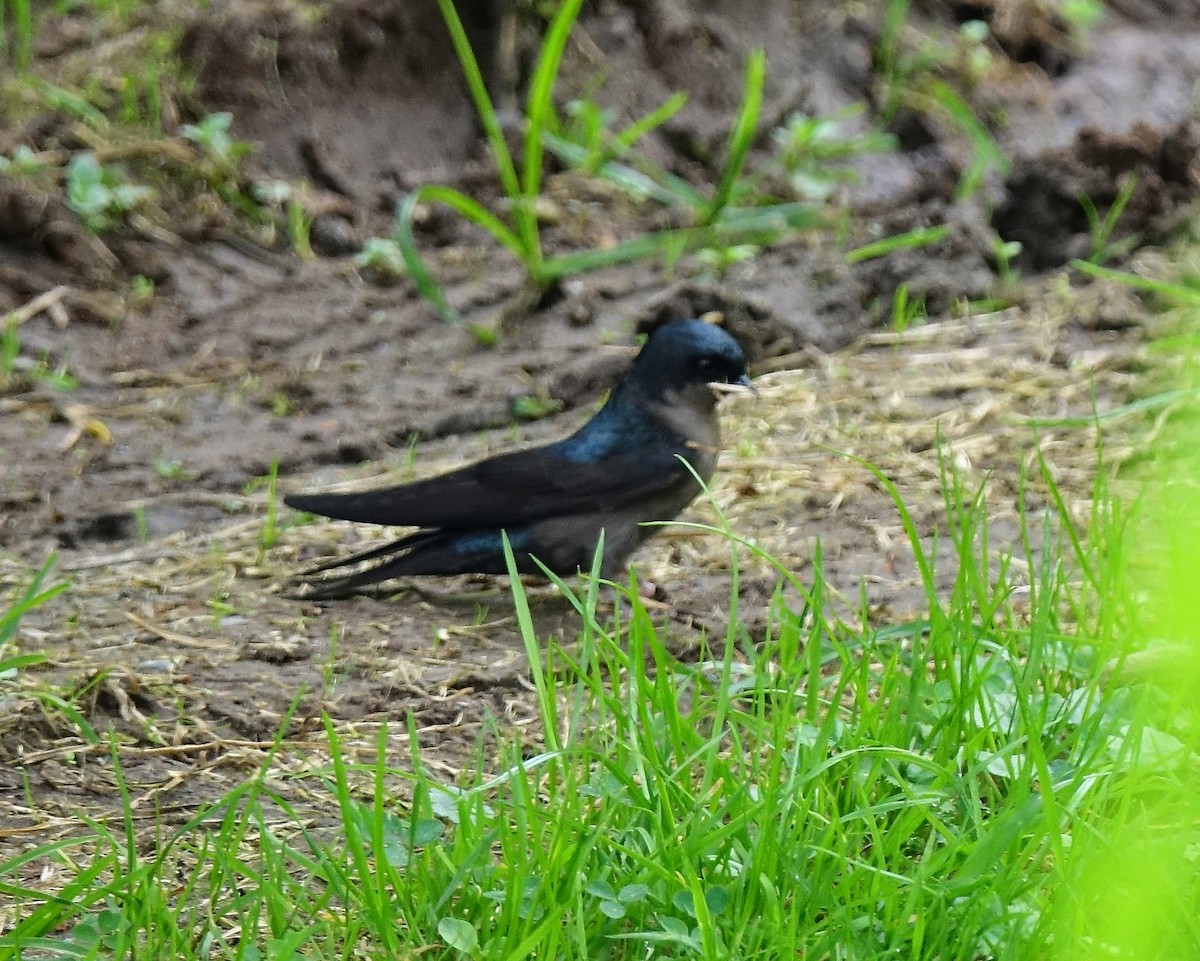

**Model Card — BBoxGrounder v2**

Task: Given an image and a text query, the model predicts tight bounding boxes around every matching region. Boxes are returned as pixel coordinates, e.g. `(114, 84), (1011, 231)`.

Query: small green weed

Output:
(1, 554), (66, 649)
(117, 62), (164, 132)
(29, 357), (77, 391)
(153, 458), (194, 481)
(875, 2), (1010, 199)
(287, 197), (315, 260)
(768, 109), (897, 202)
(695, 242), (759, 278)
(560, 91), (689, 175)
(1080, 172), (1140, 265)
(257, 457), (281, 560)
(395, 0), (589, 319)
(355, 237), (409, 282)
(29, 77), (108, 129)
(890, 282), (926, 331)
(919, 79), (1009, 199)
(180, 111), (239, 162)
(547, 50), (776, 226)
(1062, 0), (1105, 32)
(0, 317), (19, 378)
(0, 144), (47, 176)
(1, 314), (79, 392)
(0, 554), (99, 743)
(511, 390), (564, 421)
(128, 274), (155, 308)
(992, 233), (1023, 290)
(64, 152), (152, 232)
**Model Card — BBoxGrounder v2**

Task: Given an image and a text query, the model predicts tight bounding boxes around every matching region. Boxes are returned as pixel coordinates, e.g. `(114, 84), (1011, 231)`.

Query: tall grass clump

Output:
(1, 439), (1168, 958)
(398, 2), (819, 322)
(1042, 264), (1200, 959)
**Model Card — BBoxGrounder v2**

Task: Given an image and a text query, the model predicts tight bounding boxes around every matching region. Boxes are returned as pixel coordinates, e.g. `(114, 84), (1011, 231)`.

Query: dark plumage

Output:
(285, 318), (753, 598)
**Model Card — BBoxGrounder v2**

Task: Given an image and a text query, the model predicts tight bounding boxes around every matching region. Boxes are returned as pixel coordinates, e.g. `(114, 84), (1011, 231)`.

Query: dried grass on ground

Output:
(0, 273), (1154, 865)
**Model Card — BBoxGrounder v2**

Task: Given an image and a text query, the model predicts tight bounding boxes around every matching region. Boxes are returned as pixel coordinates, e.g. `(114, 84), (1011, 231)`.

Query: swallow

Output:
(285, 318), (753, 598)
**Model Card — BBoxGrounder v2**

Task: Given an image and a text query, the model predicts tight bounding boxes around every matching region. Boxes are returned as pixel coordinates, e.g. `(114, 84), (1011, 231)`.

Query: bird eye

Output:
(695, 356), (718, 375)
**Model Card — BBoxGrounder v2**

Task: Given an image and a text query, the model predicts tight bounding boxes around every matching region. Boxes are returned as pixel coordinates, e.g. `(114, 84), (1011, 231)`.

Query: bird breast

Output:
(649, 385), (722, 483)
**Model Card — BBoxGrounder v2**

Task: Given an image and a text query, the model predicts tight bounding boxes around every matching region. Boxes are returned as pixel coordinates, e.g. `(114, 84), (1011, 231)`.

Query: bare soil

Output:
(0, 0), (1197, 852)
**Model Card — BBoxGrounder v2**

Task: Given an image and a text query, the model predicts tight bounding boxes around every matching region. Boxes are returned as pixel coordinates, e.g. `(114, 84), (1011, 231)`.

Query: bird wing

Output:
(284, 441), (699, 530)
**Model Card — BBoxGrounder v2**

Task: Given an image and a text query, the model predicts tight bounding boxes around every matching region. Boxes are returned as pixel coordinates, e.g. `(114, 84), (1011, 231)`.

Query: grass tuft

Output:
(1, 437), (1176, 958)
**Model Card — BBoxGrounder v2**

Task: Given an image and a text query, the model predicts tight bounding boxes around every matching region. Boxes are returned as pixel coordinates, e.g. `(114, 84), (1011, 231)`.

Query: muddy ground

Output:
(1, 0), (1198, 852)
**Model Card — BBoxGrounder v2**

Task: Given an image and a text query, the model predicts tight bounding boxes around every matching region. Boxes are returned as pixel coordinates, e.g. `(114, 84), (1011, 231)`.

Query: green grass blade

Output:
(1072, 260), (1200, 305)
(706, 49), (765, 223)
(396, 185), (529, 322)
(1023, 387), (1200, 427)
(1, 554), (66, 645)
(394, 192), (456, 322)
(542, 202), (821, 278)
(520, 0), (587, 272)
(845, 224), (950, 263)
(502, 531), (560, 753)
(413, 184), (525, 253)
(29, 78), (108, 129)
(9, 0), (34, 72)
(914, 80), (1009, 199)
(433, 0), (519, 201)
(542, 133), (699, 206)
(611, 92), (689, 156)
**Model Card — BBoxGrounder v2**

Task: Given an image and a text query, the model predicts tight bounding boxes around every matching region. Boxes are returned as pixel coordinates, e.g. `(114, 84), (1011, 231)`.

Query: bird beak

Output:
(709, 374), (758, 397)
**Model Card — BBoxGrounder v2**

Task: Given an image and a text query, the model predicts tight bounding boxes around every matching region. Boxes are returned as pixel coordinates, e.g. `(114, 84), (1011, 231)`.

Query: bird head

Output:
(634, 318), (755, 402)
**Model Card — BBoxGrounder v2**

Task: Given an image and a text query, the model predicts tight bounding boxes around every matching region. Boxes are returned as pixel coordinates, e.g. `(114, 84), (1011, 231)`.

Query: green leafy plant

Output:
(874, 2), (1009, 199)
(768, 109), (897, 202)
(890, 282), (926, 332)
(0, 144), (47, 176)
(560, 91), (689, 175)
(180, 111), (238, 161)
(64, 152), (152, 232)
(992, 233), (1023, 289)
(355, 237), (409, 282)
(1080, 173), (1140, 265)
(1, 315), (78, 392)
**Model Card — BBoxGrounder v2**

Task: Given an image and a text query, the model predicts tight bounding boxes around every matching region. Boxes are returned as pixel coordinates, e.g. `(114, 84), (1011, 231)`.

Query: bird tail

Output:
(287, 529), (442, 599)
(294, 529), (442, 577)
(287, 528), (519, 599)
(288, 557), (411, 600)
